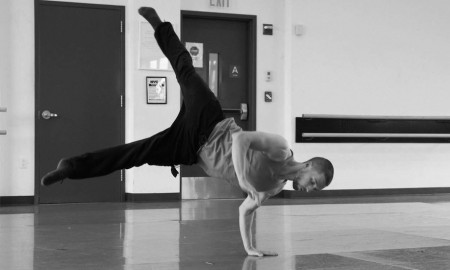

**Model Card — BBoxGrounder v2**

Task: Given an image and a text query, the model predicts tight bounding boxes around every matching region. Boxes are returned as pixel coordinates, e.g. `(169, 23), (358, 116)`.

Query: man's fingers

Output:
(247, 250), (263, 257)
(262, 250), (278, 256)
(247, 249), (278, 257)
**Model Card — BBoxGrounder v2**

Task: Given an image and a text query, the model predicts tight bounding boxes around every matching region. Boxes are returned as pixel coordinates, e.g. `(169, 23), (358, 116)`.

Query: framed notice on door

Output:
(146, 77), (167, 104)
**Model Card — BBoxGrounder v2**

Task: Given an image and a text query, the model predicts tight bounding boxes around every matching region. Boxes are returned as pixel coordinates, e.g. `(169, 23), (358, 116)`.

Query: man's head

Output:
(292, 157), (334, 192)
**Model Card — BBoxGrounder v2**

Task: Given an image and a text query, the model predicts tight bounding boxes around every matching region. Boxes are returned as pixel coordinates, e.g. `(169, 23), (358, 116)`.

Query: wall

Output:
(125, 0), (182, 194)
(289, 0), (450, 189)
(0, 0), (35, 197)
(0, 1), (10, 196)
(2, 0), (450, 197)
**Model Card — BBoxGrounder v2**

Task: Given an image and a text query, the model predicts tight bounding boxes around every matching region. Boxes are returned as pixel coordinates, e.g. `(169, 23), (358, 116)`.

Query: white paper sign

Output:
(186, 42), (203, 68)
(147, 77), (167, 104)
(139, 21), (171, 70)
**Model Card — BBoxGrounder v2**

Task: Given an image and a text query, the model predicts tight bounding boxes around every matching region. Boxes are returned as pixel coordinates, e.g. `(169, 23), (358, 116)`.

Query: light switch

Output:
(263, 24), (273, 35)
(265, 91), (272, 102)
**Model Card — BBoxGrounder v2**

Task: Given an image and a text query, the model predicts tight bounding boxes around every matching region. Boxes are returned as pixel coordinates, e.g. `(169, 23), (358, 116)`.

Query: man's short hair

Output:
(309, 157), (334, 186)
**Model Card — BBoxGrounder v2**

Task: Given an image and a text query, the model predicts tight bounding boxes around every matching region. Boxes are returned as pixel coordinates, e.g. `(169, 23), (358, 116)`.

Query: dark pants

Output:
(66, 22), (224, 179)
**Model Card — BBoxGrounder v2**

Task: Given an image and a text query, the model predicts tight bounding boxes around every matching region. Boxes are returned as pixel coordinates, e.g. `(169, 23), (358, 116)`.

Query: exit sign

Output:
(210, 0), (230, 8)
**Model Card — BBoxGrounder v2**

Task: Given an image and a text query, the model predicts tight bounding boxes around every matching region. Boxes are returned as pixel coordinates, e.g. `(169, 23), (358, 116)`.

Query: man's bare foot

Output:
(138, 7), (162, 30)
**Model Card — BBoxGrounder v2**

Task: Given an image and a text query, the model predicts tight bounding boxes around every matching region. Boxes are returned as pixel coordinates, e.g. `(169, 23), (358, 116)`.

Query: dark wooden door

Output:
(36, 2), (125, 203)
(180, 12), (256, 199)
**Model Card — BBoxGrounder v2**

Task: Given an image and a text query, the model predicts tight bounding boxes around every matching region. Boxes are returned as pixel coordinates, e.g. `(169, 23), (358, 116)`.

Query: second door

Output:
(180, 12), (256, 199)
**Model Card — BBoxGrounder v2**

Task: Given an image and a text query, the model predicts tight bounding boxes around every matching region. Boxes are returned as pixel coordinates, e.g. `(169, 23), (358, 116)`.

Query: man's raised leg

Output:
(138, 7), (162, 30)
(41, 8), (221, 187)
(139, 8), (200, 86)
(138, 7), (220, 112)
(138, 7), (224, 146)
(41, 127), (176, 186)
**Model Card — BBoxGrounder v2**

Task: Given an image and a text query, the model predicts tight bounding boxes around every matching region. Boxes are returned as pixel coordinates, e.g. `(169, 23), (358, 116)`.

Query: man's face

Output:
(292, 169), (326, 192)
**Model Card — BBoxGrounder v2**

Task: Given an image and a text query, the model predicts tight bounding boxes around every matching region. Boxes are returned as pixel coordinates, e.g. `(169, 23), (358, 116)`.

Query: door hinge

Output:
(121, 170), (124, 182)
(120, 20), (124, 33)
(120, 94), (124, 108)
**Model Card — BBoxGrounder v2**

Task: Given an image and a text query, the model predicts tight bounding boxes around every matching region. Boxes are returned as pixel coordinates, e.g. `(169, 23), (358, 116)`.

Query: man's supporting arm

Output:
(239, 195), (278, 257)
(232, 131), (282, 256)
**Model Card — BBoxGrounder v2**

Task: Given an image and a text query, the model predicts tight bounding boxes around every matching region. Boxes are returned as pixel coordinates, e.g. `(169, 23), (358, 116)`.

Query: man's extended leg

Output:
(41, 127), (177, 186)
(42, 8), (224, 186)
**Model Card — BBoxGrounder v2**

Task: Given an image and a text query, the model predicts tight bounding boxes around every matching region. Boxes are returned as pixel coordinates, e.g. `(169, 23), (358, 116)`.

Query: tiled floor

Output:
(1, 195), (450, 269)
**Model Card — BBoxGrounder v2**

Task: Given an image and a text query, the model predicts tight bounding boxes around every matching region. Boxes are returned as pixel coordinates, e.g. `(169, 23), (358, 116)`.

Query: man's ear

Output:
(305, 161), (316, 172)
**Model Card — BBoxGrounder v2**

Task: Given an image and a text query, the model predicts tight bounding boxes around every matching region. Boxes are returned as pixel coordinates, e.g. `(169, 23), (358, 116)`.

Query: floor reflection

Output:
(124, 208), (180, 268)
(0, 213), (34, 270)
(33, 204), (126, 270)
(1, 195), (450, 269)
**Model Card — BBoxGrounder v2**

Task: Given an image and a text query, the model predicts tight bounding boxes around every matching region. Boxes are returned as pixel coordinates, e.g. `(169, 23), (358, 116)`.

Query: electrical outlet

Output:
(266, 71), (272, 81)
(20, 158), (28, 169)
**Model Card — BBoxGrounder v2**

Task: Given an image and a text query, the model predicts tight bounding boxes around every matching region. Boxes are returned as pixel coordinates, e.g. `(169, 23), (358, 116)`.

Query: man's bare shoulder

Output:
(232, 131), (291, 162)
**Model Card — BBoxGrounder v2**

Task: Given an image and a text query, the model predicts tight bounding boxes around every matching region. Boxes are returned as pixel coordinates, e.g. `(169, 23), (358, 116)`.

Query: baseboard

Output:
(2, 189), (448, 205)
(281, 187), (450, 198)
(125, 193), (181, 202)
(0, 196), (35, 206)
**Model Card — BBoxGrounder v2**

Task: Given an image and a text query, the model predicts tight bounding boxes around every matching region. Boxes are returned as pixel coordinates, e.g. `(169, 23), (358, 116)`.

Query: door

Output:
(180, 12), (257, 199)
(36, 2), (125, 203)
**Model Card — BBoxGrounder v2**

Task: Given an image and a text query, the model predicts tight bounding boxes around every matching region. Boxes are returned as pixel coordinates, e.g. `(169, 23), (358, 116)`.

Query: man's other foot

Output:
(138, 7), (162, 29)
(41, 159), (72, 186)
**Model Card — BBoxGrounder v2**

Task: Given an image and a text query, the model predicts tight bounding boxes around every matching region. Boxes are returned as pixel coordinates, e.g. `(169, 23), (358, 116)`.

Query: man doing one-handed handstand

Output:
(42, 7), (334, 257)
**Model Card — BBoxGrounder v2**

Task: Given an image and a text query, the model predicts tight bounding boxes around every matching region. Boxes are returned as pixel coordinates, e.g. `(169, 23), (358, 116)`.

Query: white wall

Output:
(0, 1), (10, 196)
(0, 0), (35, 197)
(2, 0), (450, 197)
(126, 0), (182, 194)
(289, 0), (450, 189)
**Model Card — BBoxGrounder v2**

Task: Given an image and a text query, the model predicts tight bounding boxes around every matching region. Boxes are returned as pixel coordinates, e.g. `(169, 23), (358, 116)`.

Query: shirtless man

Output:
(41, 7), (334, 257)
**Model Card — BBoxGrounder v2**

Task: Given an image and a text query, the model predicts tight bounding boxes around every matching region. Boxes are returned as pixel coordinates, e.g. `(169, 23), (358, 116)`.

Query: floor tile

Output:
(2, 197), (450, 269)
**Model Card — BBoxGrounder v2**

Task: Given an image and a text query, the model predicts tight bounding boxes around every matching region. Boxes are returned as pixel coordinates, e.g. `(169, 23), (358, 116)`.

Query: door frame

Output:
(34, 0), (126, 204)
(180, 10), (257, 131)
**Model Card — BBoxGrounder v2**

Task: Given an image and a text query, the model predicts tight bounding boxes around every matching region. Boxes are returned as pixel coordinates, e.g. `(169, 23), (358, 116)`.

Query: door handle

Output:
(240, 103), (248, 121)
(222, 103), (248, 121)
(41, 110), (58, 120)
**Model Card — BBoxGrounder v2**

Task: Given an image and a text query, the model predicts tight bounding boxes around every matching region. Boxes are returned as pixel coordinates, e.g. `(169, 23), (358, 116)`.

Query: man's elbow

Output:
(232, 132), (249, 149)
(239, 203), (259, 216)
(239, 206), (255, 216)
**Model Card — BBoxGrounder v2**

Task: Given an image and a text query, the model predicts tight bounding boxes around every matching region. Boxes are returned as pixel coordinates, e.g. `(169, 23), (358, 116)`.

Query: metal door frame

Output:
(34, 0), (126, 204)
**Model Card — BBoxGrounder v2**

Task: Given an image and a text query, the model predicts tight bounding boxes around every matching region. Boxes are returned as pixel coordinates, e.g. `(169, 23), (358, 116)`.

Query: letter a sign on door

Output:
(230, 65), (240, 78)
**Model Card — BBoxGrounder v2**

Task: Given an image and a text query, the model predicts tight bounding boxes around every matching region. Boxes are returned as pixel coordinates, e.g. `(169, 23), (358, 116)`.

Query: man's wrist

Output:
(244, 243), (254, 251)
